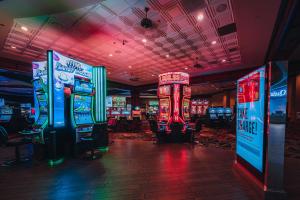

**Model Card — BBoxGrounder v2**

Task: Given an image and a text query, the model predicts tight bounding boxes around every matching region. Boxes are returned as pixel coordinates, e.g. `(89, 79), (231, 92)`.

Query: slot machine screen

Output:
(37, 94), (48, 113)
(182, 99), (190, 120)
(158, 85), (171, 97)
(159, 98), (170, 121)
(216, 107), (225, 117)
(74, 79), (93, 93)
(0, 107), (13, 122)
(208, 108), (217, 119)
(73, 95), (93, 125)
(225, 108), (232, 116)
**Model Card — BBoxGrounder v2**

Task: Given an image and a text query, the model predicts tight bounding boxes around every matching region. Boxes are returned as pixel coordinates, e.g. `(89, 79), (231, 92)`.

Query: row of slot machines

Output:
(207, 107), (232, 120)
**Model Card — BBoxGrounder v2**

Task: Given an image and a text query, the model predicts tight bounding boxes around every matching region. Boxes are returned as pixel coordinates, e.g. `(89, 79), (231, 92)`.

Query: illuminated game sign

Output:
(236, 67), (266, 172)
(159, 72), (189, 85)
(32, 61), (47, 83)
(183, 86), (191, 97)
(158, 85), (171, 97)
(159, 98), (170, 121)
(49, 50), (93, 127)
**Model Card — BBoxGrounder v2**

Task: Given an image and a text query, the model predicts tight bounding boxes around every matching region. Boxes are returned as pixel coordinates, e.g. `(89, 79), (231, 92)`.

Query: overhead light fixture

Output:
(222, 59), (226, 63)
(11, 46), (16, 49)
(142, 38), (147, 43)
(184, 67), (188, 70)
(108, 72), (111, 75)
(21, 26), (28, 31)
(197, 13), (204, 21)
(109, 54), (113, 57)
(166, 54), (169, 58)
(128, 65), (132, 69)
(211, 40), (217, 45)
(151, 74), (155, 76)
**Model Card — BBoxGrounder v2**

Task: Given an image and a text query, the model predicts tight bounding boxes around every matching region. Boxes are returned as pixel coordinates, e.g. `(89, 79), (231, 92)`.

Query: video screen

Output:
(225, 108), (232, 116)
(236, 67), (266, 172)
(36, 114), (47, 126)
(158, 85), (171, 97)
(159, 98), (170, 121)
(74, 79), (93, 94)
(37, 94), (48, 113)
(73, 95), (93, 125)
(208, 108), (217, 119)
(216, 108), (225, 117)
(33, 79), (44, 92)
(182, 99), (190, 120)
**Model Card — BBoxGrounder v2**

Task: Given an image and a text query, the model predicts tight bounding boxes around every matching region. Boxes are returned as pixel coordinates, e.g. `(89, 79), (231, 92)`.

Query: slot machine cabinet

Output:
(157, 72), (193, 143)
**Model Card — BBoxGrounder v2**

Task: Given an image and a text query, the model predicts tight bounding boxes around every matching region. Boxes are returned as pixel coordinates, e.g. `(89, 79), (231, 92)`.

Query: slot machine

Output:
(157, 72), (193, 143)
(70, 78), (95, 149)
(32, 78), (48, 144)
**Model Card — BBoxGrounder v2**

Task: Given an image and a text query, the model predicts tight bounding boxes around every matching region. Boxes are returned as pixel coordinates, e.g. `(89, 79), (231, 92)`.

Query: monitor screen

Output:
(73, 95), (93, 125)
(208, 108), (218, 119)
(159, 98), (170, 121)
(182, 99), (190, 120)
(236, 67), (266, 172)
(74, 79), (93, 93)
(35, 114), (48, 126)
(158, 85), (171, 97)
(216, 108), (225, 116)
(0, 114), (12, 122)
(37, 94), (48, 113)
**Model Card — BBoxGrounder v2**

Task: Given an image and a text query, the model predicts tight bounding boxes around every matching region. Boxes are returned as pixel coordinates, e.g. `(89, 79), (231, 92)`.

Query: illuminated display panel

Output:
(182, 99), (190, 120)
(158, 85), (171, 97)
(159, 98), (170, 121)
(112, 96), (126, 108)
(73, 95), (93, 125)
(208, 108), (218, 119)
(159, 72), (189, 85)
(183, 86), (191, 97)
(236, 67), (266, 173)
(74, 79), (93, 94)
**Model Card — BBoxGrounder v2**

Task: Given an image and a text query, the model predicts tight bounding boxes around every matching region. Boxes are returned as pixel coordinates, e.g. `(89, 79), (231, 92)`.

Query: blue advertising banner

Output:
(236, 67), (266, 172)
(51, 51), (93, 127)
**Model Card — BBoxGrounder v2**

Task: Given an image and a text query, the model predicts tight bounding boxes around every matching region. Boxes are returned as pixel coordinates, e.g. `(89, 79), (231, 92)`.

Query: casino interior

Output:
(0, 0), (300, 200)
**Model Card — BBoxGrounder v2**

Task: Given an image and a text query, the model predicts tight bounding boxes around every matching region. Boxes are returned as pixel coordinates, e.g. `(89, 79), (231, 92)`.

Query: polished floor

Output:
(0, 139), (298, 200)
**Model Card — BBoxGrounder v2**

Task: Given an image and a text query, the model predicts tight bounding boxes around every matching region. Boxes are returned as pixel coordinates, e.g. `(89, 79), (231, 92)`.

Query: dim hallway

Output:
(0, 139), (266, 200)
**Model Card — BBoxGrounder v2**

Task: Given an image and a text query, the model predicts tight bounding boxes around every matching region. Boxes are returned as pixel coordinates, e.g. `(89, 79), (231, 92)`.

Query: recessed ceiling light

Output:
(197, 13), (204, 21)
(184, 67), (188, 70)
(151, 74), (155, 76)
(222, 59), (226, 63)
(166, 54), (169, 58)
(108, 72), (111, 75)
(211, 40), (217, 45)
(109, 54), (113, 57)
(142, 38), (147, 43)
(11, 46), (16, 49)
(21, 26), (28, 31)
(128, 65), (132, 69)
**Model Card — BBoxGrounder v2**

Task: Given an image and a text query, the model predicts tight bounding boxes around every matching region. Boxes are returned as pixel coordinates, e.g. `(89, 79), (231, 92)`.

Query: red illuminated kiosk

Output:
(157, 72), (193, 143)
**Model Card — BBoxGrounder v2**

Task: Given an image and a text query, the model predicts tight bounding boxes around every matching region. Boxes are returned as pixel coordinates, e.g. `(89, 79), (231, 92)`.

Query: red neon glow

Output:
(158, 85), (171, 97)
(238, 72), (260, 103)
(173, 84), (180, 122)
(159, 98), (171, 121)
(159, 72), (189, 86)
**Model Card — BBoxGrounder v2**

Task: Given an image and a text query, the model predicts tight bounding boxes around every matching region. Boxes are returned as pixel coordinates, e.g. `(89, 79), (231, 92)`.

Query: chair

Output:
(0, 126), (32, 166)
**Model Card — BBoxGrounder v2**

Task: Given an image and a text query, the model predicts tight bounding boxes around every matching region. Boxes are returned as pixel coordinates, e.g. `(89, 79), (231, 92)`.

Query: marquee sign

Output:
(159, 72), (189, 85)
(32, 61), (47, 83)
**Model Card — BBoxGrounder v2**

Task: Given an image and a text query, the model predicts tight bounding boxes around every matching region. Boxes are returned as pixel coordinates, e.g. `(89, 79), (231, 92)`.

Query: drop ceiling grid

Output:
(1, 0), (241, 85)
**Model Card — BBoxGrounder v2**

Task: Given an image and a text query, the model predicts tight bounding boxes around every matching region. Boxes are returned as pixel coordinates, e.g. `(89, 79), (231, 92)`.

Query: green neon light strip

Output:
(48, 157), (64, 167)
(92, 67), (107, 123)
(47, 50), (54, 127)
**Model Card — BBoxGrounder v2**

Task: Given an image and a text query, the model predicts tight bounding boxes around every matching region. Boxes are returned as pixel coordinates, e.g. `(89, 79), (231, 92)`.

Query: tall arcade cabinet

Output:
(33, 50), (107, 161)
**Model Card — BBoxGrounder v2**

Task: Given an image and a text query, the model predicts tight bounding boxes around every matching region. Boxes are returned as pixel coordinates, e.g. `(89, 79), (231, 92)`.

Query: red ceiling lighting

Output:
(11, 46), (16, 49)
(211, 40), (217, 45)
(142, 38), (147, 43)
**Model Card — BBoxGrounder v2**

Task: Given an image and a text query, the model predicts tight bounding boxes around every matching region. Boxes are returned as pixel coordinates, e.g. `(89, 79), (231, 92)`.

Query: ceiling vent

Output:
(217, 23), (237, 36)
(181, 0), (206, 13)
